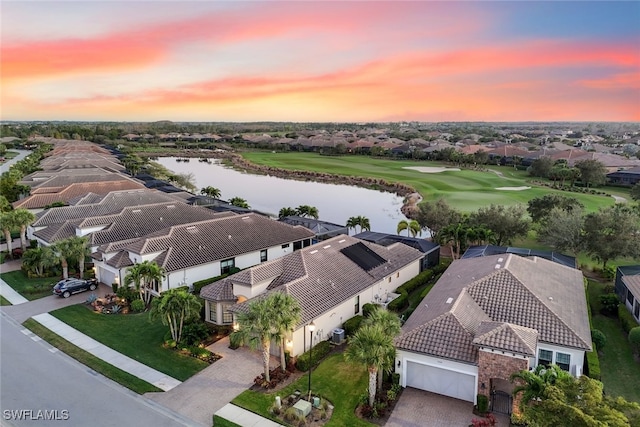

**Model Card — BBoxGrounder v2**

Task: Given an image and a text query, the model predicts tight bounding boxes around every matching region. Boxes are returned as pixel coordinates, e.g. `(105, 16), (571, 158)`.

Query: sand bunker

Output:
(494, 186), (531, 191)
(403, 166), (461, 173)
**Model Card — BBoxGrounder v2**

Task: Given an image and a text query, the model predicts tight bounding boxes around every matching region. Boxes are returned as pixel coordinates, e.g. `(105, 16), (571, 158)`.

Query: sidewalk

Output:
(214, 404), (281, 427)
(0, 277), (29, 305)
(31, 313), (182, 391)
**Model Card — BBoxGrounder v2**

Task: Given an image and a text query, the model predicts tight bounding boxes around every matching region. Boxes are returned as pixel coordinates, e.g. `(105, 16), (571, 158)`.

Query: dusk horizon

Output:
(2, 1), (639, 123)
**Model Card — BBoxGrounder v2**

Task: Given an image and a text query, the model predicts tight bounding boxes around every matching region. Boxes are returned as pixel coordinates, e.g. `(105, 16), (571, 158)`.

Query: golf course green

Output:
(240, 151), (621, 213)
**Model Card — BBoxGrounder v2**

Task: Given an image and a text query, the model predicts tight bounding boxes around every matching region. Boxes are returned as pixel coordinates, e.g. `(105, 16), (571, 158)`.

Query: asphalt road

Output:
(0, 313), (200, 427)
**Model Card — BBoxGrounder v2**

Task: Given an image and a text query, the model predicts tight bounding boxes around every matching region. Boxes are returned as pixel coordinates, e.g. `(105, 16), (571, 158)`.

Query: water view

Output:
(155, 157), (407, 235)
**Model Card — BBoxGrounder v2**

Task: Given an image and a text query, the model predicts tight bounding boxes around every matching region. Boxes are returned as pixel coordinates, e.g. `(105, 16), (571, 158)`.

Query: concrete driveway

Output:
(385, 388), (510, 427)
(146, 336), (277, 427)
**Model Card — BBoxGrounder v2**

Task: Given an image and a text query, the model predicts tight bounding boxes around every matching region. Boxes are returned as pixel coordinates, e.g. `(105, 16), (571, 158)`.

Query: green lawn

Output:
(50, 305), (209, 381)
(0, 295), (11, 306)
(0, 271), (58, 301)
(240, 152), (618, 213)
(233, 352), (374, 427)
(22, 319), (161, 394)
(587, 281), (640, 402)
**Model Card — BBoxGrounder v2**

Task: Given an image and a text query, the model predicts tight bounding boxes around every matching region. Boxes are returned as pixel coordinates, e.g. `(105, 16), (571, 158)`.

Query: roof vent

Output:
(241, 216), (249, 220)
(445, 297), (454, 304)
(338, 239), (346, 243)
(548, 296), (553, 301)
(167, 205), (175, 208)
(323, 245), (331, 249)
(495, 264), (501, 269)
(187, 226), (196, 230)
(228, 235), (232, 239)
(310, 250), (318, 254)
(498, 257), (504, 262)
(132, 209), (141, 213)
(159, 217), (163, 221)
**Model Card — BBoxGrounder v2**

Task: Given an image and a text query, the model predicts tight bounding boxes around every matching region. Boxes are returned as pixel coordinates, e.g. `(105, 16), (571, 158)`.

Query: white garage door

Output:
(406, 361), (476, 402)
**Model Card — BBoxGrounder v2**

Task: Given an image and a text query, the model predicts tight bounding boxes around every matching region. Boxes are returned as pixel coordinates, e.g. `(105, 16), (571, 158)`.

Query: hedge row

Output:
(618, 305), (640, 334)
(192, 267), (241, 295)
(585, 343), (601, 380)
(387, 269), (435, 312)
(343, 315), (363, 337)
(295, 340), (332, 372)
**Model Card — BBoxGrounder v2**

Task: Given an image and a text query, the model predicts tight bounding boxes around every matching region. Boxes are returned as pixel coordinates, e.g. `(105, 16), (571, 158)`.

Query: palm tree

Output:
(0, 210), (17, 258)
(363, 307), (401, 391)
(344, 324), (395, 407)
(270, 292), (302, 372)
(229, 197), (250, 209)
(200, 186), (221, 198)
(22, 246), (56, 277)
(397, 219), (421, 237)
(126, 261), (165, 305)
(0, 195), (11, 213)
(440, 222), (468, 259)
(12, 208), (35, 251)
(59, 236), (91, 279)
(52, 238), (79, 279)
(233, 295), (279, 383)
(511, 364), (571, 411)
(278, 207), (298, 219)
(296, 205), (319, 219)
(149, 288), (201, 343)
(347, 216), (371, 234)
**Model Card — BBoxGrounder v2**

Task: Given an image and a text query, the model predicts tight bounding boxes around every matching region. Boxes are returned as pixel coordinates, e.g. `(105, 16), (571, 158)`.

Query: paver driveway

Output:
(385, 387), (510, 427)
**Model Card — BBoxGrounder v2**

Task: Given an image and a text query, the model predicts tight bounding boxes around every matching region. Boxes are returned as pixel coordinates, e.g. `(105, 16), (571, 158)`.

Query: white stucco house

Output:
(394, 254), (592, 415)
(200, 234), (423, 357)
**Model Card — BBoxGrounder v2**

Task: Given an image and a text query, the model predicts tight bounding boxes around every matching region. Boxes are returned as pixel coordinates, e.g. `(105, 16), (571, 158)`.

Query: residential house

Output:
(607, 166), (640, 187)
(200, 234), (423, 356)
(353, 230), (440, 271)
(93, 212), (315, 292)
(615, 265), (640, 323)
(278, 216), (348, 241)
(461, 245), (576, 269)
(394, 254), (591, 414)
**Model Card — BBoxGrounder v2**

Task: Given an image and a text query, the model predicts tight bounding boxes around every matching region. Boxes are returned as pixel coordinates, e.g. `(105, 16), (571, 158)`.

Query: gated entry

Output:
(491, 390), (513, 415)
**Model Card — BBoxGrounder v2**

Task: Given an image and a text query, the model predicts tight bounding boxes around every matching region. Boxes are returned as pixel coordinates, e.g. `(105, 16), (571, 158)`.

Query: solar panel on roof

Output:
(340, 242), (386, 271)
(508, 247), (531, 255)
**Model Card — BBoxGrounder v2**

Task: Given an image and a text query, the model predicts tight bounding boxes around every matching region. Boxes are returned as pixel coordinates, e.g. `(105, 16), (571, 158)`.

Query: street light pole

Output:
(308, 321), (315, 398)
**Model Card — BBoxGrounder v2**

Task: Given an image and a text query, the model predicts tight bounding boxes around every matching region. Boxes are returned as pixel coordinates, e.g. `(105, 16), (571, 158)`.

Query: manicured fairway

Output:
(241, 152), (618, 212)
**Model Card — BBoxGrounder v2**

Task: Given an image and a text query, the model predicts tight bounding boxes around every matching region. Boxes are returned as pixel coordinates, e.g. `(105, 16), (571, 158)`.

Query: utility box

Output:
(293, 399), (312, 418)
(332, 328), (345, 344)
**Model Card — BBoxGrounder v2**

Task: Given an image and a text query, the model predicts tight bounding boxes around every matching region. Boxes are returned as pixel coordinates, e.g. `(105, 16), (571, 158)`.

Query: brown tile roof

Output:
(33, 190), (180, 227)
(13, 181), (147, 209)
(199, 280), (236, 301)
(214, 235), (424, 327)
(106, 250), (134, 268)
(396, 254), (591, 364)
(29, 173), (136, 190)
(472, 321), (538, 356)
(125, 213), (316, 273)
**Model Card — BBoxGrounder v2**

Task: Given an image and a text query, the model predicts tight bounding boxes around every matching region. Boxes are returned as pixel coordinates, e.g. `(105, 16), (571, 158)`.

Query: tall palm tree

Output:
(0, 210), (17, 258)
(397, 219), (421, 237)
(22, 246), (57, 277)
(440, 222), (468, 259)
(13, 208), (35, 251)
(229, 197), (250, 209)
(200, 186), (221, 198)
(296, 205), (319, 219)
(124, 264), (144, 301)
(278, 207), (298, 219)
(52, 238), (77, 279)
(344, 324), (395, 406)
(347, 215), (371, 234)
(138, 261), (166, 305)
(270, 292), (302, 372)
(149, 288), (201, 343)
(363, 307), (401, 391)
(60, 236), (91, 279)
(233, 295), (279, 383)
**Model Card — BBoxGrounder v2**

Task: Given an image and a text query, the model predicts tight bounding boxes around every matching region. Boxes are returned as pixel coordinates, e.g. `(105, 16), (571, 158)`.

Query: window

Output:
(293, 241), (302, 251)
(634, 301), (639, 319)
(221, 258), (235, 274)
(209, 303), (217, 323)
(281, 243), (290, 249)
(222, 304), (233, 324)
(260, 249), (267, 263)
(538, 349), (553, 367)
(388, 277), (391, 283)
(396, 272), (400, 278)
(627, 291), (635, 306)
(354, 295), (360, 315)
(556, 352), (571, 371)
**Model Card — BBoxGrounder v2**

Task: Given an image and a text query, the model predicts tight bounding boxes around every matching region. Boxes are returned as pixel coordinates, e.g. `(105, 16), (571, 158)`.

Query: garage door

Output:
(406, 361), (476, 402)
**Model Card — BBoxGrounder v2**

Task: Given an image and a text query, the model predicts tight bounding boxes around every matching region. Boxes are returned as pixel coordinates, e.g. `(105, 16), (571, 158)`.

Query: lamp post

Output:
(308, 321), (315, 397)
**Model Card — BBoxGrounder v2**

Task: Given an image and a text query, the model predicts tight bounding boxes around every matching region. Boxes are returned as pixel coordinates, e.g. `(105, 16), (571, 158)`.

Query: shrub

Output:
(629, 327), (640, 356)
(116, 286), (139, 302)
(180, 321), (211, 346)
(395, 269), (434, 295)
(603, 283), (616, 294)
(619, 305), (640, 334)
(343, 315), (364, 337)
(130, 299), (145, 313)
(85, 293), (98, 304)
(586, 344), (601, 380)
(476, 394), (489, 414)
(392, 372), (400, 385)
(387, 291), (408, 312)
(599, 294), (619, 316)
(591, 329), (606, 350)
(229, 331), (242, 349)
(111, 282), (119, 293)
(602, 266), (616, 280)
(295, 340), (331, 371)
(362, 303), (377, 318)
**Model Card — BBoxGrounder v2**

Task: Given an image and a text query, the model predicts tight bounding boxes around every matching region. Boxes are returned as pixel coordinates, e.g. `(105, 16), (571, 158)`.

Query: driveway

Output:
(146, 336), (277, 427)
(385, 387), (510, 427)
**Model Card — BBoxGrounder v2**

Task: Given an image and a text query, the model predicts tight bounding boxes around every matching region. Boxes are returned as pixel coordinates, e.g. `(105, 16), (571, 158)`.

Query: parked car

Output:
(53, 278), (98, 298)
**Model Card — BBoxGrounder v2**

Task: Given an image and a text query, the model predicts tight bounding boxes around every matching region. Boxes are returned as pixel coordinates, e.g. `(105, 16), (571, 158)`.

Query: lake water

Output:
(155, 157), (407, 235)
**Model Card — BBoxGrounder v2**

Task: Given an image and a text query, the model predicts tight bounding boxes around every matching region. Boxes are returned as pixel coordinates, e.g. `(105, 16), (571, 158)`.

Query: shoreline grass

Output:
(50, 304), (208, 381)
(22, 318), (162, 394)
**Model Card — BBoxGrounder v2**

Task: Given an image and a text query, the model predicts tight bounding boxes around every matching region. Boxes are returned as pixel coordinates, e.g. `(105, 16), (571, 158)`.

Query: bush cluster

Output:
(618, 305), (640, 334)
(295, 340), (331, 371)
(585, 344), (601, 380)
(387, 269), (435, 312)
(180, 321), (211, 346)
(343, 315), (363, 337)
(115, 286), (139, 302)
(129, 299), (145, 313)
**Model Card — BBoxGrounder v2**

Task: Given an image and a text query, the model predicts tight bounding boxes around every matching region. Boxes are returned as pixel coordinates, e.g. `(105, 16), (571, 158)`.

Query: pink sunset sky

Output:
(2, 1), (639, 122)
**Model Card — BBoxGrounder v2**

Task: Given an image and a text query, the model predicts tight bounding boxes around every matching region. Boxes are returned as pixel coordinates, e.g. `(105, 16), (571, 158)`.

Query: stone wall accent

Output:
(477, 349), (529, 414)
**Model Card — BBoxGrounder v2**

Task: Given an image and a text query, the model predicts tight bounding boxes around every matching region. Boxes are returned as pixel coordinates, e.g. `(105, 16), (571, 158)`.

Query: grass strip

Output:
(22, 318), (162, 394)
(0, 295), (12, 306)
(1, 271), (57, 301)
